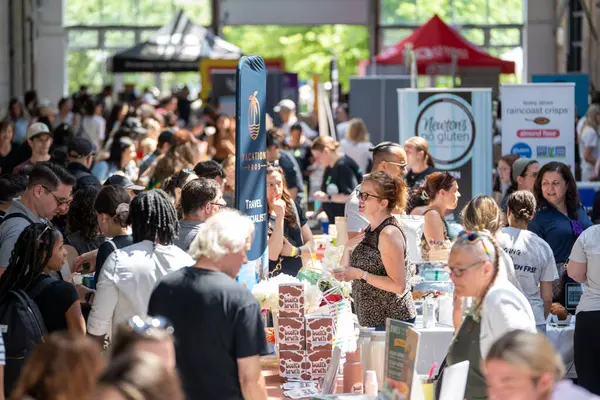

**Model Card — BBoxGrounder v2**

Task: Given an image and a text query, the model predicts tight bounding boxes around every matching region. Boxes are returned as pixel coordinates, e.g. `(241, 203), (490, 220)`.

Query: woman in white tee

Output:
(578, 104), (600, 181)
(567, 223), (600, 395)
(498, 190), (558, 333)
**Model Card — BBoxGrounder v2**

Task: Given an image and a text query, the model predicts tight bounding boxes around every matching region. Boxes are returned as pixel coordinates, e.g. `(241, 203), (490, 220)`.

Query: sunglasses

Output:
(128, 315), (174, 335)
(210, 201), (227, 209)
(36, 223), (53, 241)
(386, 160), (408, 169)
(41, 185), (72, 207)
(356, 190), (383, 202)
(440, 171), (454, 188)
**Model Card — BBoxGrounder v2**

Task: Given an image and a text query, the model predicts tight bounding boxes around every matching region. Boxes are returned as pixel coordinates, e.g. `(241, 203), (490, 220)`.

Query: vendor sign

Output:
(398, 88), (493, 217)
(501, 83), (575, 171)
(235, 56), (268, 289)
(383, 319), (421, 399)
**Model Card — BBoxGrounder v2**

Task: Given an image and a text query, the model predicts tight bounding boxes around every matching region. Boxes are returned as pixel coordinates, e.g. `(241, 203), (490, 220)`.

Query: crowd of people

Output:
(0, 85), (596, 400)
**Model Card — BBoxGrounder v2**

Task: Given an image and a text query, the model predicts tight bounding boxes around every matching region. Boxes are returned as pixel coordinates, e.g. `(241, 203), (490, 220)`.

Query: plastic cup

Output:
(320, 221), (329, 234)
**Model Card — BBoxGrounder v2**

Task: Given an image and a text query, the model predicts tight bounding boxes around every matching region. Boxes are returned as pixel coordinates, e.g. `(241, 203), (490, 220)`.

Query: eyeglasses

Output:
(523, 171), (538, 178)
(446, 260), (486, 278)
(356, 190), (383, 201)
(128, 315), (174, 335)
(36, 223), (52, 241)
(175, 169), (195, 188)
(41, 185), (72, 207)
(210, 201), (227, 209)
(456, 231), (492, 259)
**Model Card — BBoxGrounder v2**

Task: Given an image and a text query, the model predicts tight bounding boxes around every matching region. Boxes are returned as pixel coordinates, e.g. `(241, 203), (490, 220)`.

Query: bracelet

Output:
(290, 247), (297, 258)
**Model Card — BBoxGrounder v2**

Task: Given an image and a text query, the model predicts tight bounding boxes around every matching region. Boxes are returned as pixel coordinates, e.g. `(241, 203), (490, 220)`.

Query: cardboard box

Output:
(279, 350), (306, 378)
(278, 284), (305, 317)
(278, 317), (305, 351)
(301, 349), (333, 381)
(305, 315), (334, 352)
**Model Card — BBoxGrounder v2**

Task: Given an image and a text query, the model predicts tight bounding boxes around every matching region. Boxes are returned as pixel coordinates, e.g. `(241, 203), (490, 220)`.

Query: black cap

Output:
(104, 174), (145, 192)
(67, 136), (96, 158)
(158, 130), (175, 146)
(120, 117), (148, 136)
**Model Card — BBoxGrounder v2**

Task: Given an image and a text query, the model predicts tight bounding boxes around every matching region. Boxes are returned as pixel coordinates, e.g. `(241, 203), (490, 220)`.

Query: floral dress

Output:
(350, 216), (416, 327)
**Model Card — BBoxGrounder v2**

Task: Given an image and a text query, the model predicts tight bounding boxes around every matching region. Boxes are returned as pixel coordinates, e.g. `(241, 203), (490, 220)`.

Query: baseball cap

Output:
(512, 158), (537, 181)
(67, 136), (96, 158)
(273, 99), (296, 113)
(120, 117), (148, 136)
(26, 122), (51, 141)
(104, 174), (145, 192)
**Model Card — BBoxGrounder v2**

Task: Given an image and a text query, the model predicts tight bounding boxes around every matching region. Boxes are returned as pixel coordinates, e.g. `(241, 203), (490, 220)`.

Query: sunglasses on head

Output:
(456, 231), (492, 259)
(127, 315), (174, 335)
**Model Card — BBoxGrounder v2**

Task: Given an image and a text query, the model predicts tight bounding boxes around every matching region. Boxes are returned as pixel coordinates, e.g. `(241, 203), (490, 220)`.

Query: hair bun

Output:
(114, 203), (130, 227)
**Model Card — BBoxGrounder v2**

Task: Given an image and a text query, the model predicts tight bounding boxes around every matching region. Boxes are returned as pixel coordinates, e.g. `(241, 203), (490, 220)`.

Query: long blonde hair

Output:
(405, 136), (435, 167)
(461, 195), (503, 235)
(582, 103), (600, 133)
(485, 330), (565, 383)
(346, 118), (369, 143)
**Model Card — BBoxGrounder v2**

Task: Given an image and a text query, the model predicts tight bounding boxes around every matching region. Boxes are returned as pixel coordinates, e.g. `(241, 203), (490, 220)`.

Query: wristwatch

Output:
(361, 271), (368, 282)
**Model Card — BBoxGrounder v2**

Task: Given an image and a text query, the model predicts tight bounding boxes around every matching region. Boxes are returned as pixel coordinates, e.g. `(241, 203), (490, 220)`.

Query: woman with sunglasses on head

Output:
(413, 172), (460, 260)
(162, 169), (198, 217)
(0, 223), (85, 335)
(333, 171), (416, 328)
(403, 136), (436, 189)
(484, 330), (596, 400)
(437, 231), (535, 399)
(529, 162), (592, 300)
(311, 136), (363, 224)
(110, 315), (176, 371)
(267, 164), (314, 277)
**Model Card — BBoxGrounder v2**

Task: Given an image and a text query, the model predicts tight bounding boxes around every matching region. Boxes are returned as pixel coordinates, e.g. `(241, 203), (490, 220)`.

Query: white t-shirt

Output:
(345, 184), (369, 233)
(480, 278), (537, 358)
(568, 225), (600, 313)
(87, 240), (193, 337)
(498, 247), (523, 293)
(578, 124), (599, 181)
(80, 115), (106, 150)
(498, 227), (559, 324)
(336, 121), (350, 140)
(340, 139), (373, 174)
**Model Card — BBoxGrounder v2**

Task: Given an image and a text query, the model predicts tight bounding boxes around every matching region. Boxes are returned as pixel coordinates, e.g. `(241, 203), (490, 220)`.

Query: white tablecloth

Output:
(546, 323), (576, 379)
(414, 321), (455, 376)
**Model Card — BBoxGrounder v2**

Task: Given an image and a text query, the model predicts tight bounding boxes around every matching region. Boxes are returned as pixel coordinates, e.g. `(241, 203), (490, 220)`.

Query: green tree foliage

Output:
(221, 25), (369, 90)
(65, 0), (522, 92)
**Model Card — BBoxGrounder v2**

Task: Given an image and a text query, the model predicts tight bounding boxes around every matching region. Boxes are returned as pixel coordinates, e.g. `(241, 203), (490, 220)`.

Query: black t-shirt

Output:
(278, 150), (304, 199)
(0, 147), (20, 175)
(32, 274), (79, 333)
(148, 267), (267, 400)
(321, 155), (362, 223)
(94, 235), (134, 285)
(268, 200), (307, 277)
(291, 143), (313, 180)
(405, 167), (436, 189)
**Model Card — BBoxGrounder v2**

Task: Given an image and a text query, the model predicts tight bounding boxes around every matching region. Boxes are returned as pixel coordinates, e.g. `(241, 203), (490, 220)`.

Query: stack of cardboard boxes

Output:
(278, 284), (334, 381)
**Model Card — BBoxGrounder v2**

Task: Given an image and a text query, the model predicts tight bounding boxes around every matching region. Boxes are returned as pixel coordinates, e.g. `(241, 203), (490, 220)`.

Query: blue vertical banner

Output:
(531, 74), (589, 117)
(235, 56), (268, 290)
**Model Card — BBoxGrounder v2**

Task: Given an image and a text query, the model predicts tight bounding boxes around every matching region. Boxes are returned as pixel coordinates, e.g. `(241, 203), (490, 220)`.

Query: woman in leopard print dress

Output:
(333, 171), (416, 328)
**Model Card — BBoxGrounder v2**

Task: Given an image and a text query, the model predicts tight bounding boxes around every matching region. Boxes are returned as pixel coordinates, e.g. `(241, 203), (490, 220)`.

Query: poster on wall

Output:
(398, 88), (493, 218)
(531, 74), (589, 117)
(501, 83), (575, 172)
(235, 56), (268, 289)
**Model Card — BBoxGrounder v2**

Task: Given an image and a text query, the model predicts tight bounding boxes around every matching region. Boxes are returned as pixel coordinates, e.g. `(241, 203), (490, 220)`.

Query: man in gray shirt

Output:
(345, 142), (408, 239)
(174, 178), (226, 252)
(0, 162), (75, 270)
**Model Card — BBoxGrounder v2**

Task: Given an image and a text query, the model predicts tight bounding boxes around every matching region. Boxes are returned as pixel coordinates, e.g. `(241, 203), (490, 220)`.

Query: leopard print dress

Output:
(350, 216), (416, 327)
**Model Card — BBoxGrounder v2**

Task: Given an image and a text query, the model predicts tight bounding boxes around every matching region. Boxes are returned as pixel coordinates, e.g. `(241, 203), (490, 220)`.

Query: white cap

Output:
(26, 122), (51, 140)
(273, 99), (296, 113)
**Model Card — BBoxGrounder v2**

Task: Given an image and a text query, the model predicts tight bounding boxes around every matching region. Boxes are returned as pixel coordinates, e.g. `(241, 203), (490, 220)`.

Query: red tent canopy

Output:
(375, 14), (515, 74)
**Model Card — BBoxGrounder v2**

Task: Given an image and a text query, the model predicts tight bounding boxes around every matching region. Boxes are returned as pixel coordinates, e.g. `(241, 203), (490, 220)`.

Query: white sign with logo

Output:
(398, 88), (493, 216)
(501, 83), (575, 171)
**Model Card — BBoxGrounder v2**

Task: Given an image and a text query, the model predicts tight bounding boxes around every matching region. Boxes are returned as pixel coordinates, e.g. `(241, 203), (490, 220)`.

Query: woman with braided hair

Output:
(436, 231), (535, 399)
(0, 223), (85, 334)
(87, 189), (193, 343)
(498, 191), (558, 333)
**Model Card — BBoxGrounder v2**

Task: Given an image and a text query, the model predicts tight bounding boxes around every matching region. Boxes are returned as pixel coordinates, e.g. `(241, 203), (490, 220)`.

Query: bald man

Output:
(344, 142), (408, 239)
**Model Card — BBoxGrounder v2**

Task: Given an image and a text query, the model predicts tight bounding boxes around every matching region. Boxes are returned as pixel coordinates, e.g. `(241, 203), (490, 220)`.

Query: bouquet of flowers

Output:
(251, 274), (323, 314)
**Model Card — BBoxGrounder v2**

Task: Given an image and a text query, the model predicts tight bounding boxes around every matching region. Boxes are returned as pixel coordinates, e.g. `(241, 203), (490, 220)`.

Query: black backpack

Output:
(0, 276), (54, 396)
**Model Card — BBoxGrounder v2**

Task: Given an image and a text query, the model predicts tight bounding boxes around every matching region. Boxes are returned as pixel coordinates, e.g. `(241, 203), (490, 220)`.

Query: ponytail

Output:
(425, 152), (435, 168)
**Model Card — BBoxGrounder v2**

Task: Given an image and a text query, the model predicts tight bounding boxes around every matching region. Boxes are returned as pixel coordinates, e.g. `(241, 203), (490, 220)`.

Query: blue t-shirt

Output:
(529, 205), (592, 264)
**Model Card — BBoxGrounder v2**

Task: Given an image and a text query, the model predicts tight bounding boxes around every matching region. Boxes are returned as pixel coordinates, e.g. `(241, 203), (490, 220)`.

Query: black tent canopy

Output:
(109, 10), (241, 73)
